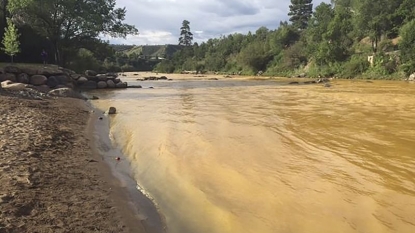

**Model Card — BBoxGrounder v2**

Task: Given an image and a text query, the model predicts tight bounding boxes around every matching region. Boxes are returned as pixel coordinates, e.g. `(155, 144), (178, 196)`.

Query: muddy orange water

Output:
(90, 77), (415, 233)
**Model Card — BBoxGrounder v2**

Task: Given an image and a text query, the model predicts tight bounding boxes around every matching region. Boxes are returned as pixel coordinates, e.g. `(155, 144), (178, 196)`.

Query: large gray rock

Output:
(30, 75), (48, 85)
(77, 76), (88, 84)
(48, 87), (86, 100)
(1, 80), (27, 90)
(85, 70), (97, 77)
(81, 80), (98, 89)
(409, 73), (415, 81)
(54, 75), (69, 85)
(97, 75), (108, 81)
(47, 76), (58, 88)
(17, 73), (29, 84)
(106, 72), (118, 78)
(71, 74), (82, 80)
(97, 81), (107, 89)
(107, 79), (116, 88)
(116, 82), (127, 88)
(4, 66), (20, 74)
(0, 73), (17, 82)
(114, 78), (121, 84)
(34, 84), (50, 93)
(48, 87), (74, 97)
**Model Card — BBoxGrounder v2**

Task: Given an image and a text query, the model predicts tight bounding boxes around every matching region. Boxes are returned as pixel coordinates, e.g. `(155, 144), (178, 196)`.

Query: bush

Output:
(67, 48), (100, 73)
(154, 60), (175, 73)
(341, 56), (370, 78)
(121, 64), (135, 72)
(400, 61), (415, 76)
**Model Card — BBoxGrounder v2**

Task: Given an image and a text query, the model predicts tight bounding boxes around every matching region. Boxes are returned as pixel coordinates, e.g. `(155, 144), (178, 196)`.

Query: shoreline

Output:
(0, 91), (164, 233)
(87, 101), (167, 233)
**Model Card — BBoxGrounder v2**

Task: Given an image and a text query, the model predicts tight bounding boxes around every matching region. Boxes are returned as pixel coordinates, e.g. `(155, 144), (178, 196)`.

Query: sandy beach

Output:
(0, 90), (148, 233)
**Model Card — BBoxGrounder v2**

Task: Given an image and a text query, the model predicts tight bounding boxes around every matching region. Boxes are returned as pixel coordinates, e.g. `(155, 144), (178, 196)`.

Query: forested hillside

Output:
(155, 0), (415, 79)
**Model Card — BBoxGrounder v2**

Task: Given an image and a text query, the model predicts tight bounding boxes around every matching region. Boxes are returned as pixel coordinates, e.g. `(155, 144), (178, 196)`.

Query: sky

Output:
(106, 0), (327, 45)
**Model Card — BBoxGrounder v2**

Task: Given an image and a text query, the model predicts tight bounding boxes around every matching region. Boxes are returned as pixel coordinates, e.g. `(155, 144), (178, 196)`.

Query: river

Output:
(90, 76), (415, 233)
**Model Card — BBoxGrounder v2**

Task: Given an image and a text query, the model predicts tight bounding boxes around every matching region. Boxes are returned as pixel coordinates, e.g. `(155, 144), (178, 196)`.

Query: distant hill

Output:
(110, 44), (183, 59)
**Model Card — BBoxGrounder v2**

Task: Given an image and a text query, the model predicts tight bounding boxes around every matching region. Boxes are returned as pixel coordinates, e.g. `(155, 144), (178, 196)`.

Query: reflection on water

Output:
(90, 79), (415, 233)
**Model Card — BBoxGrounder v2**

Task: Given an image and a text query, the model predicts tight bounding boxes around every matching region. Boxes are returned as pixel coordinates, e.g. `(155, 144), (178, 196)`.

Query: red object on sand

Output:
(115, 157), (121, 161)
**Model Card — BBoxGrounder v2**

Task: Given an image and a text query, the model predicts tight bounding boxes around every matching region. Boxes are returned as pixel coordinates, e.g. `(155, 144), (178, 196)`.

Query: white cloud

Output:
(108, 0), (328, 45)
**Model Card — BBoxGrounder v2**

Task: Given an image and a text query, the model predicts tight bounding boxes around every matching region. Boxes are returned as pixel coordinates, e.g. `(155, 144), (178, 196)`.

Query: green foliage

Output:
(179, 20), (193, 46)
(67, 48), (100, 73)
(399, 19), (415, 63)
(8, 0), (138, 65)
(341, 55), (370, 78)
(154, 60), (175, 73)
(2, 18), (20, 62)
(237, 41), (272, 72)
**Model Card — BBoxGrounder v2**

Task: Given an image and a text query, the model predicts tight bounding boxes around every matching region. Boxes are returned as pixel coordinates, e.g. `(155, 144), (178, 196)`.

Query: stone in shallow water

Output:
(108, 107), (116, 115)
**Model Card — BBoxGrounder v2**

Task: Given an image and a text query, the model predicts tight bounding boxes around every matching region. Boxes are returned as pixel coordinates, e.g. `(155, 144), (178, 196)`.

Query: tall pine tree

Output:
(179, 20), (193, 46)
(288, 0), (313, 30)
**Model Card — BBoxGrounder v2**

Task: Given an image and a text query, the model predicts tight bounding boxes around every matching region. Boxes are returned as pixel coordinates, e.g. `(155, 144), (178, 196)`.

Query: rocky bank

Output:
(0, 65), (129, 98)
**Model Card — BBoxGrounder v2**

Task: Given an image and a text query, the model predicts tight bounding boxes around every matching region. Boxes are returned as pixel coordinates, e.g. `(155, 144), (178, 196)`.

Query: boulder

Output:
(106, 72), (118, 78)
(30, 75), (48, 85)
(47, 76), (58, 88)
(116, 82), (127, 88)
(114, 78), (121, 84)
(97, 81), (108, 89)
(1, 80), (27, 91)
(77, 76), (88, 84)
(48, 87), (71, 96)
(107, 79), (116, 88)
(65, 83), (74, 89)
(81, 80), (98, 89)
(54, 75), (69, 85)
(17, 73), (30, 84)
(91, 95), (99, 100)
(71, 74), (82, 80)
(48, 88), (87, 100)
(38, 70), (65, 77)
(157, 76), (168, 80)
(85, 70), (97, 77)
(4, 66), (21, 74)
(108, 107), (116, 115)
(127, 85), (142, 88)
(0, 73), (17, 82)
(97, 75), (108, 81)
(34, 84), (50, 93)
(409, 73), (415, 81)
(19, 67), (38, 76)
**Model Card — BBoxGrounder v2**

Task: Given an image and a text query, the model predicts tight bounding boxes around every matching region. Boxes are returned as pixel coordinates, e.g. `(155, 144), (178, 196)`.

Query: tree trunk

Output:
(11, 55), (13, 63)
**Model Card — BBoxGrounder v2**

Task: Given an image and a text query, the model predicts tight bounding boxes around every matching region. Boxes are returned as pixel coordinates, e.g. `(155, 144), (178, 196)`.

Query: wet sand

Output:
(0, 91), (148, 233)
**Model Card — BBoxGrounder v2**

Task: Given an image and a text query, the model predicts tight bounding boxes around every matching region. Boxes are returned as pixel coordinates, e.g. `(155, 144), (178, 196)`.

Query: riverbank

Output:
(0, 90), (148, 232)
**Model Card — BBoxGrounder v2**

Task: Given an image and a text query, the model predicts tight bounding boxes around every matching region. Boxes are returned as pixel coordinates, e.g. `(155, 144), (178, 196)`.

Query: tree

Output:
(399, 19), (415, 75)
(288, 0), (313, 30)
(178, 20), (193, 46)
(8, 0), (138, 65)
(306, 2), (334, 57)
(2, 18), (20, 62)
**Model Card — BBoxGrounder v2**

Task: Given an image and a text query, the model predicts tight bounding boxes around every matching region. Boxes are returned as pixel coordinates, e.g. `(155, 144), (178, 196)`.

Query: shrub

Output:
(341, 56), (370, 78)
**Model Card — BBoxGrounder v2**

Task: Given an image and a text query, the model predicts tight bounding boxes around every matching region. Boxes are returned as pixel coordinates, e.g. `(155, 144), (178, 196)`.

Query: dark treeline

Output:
(156, 0), (415, 79)
(0, 0), (147, 73)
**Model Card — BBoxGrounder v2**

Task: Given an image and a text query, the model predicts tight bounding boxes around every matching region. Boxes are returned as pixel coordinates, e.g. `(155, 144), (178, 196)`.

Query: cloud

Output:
(109, 0), (328, 45)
